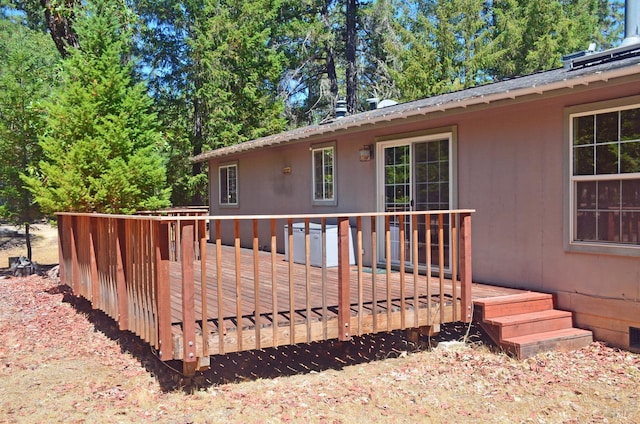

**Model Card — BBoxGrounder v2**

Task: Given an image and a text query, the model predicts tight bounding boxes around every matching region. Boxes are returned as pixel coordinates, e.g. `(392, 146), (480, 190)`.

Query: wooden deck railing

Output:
(56, 210), (474, 375)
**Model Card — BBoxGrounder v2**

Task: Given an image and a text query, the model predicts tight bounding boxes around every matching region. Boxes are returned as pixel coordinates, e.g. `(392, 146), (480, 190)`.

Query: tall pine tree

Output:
(23, 0), (171, 214)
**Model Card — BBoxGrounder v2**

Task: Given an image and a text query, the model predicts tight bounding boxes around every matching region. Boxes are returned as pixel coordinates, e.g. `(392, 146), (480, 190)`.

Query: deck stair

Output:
(474, 292), (593, 359)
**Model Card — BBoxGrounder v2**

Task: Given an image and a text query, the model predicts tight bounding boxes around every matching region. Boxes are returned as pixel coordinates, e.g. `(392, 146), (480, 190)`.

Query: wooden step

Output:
(474, 292), (554, 320)
(501, 328), (593, 359)
(485, 309), (573, 339)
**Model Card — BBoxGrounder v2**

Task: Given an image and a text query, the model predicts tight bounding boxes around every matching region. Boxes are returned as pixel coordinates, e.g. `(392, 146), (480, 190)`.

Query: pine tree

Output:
(0, 19), (60, 259)
(193, 0), (287, 148)
(23, 0), (171, 214)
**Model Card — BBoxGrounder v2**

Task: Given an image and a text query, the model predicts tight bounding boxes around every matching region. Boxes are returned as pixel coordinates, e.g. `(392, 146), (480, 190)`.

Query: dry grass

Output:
(0, 222), (59, 268)
(0, 272), (639, 424)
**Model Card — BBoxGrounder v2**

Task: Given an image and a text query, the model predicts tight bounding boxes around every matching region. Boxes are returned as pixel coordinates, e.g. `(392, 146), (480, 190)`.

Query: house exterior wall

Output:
(207, 77), (640, 351)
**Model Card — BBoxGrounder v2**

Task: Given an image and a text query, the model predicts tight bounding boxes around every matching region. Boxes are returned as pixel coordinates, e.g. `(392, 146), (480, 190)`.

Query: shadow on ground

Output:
(51, 283), (494, 392)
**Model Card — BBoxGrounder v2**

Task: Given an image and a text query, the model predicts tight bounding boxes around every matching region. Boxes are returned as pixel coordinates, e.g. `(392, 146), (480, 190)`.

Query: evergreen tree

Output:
(193, 0), (287, 147)
(131, 0), (206, 205)
(23, 0), (171, 214)
(488, 0), (619, 79)
(0, 18), (60, 259)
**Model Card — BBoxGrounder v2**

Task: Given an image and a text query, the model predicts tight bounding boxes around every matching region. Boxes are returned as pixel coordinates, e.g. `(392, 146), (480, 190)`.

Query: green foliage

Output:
(193, 0), (288, 148)
(22, 0), (171, 214)
(488, 0), (619, 79)
(0, 19), (60, 224)
(3, 0), (625, 212)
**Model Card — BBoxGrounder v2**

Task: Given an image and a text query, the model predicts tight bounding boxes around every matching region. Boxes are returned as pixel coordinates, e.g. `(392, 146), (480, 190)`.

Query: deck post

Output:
(459, 213), (473, 322)
(337, 217), (351, 341)
(154, 220), (173, 361)
(115, 218), (129, 331)
(181, 222), (198, 376)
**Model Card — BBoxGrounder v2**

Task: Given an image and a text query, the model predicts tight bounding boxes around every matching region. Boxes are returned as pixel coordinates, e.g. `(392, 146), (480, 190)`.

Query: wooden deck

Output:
(56, 209), (495, 375)
(167, 245), (525, 360)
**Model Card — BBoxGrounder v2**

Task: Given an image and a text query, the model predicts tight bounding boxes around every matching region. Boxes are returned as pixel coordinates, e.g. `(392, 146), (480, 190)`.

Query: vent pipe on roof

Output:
(335, 99), (347, 118)
(623, 0), (640, 46)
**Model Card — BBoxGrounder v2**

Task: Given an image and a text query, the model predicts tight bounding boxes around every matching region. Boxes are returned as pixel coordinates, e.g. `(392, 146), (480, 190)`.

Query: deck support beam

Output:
(460, 213), (473, 322)
(116, 218), (129, 331)
(154, 221), (172, 361)
(181, 222), (198, 376)
(407, 324), (441, 342)
(338, 217), (352, 341)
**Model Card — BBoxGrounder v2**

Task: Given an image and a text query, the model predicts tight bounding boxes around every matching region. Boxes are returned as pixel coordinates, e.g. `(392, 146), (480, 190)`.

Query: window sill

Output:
(312, 200), (337, 207)
(567, 241), (640, 257)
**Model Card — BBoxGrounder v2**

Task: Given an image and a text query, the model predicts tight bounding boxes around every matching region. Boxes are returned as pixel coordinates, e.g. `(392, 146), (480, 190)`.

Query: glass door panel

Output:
(384, 145), (411, 262)
(381, 138), (451, 268)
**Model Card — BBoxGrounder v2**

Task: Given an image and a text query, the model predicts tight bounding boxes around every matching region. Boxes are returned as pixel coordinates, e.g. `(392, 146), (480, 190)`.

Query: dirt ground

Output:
(0, 221), (59, 268)
(0, 227), (639, 423)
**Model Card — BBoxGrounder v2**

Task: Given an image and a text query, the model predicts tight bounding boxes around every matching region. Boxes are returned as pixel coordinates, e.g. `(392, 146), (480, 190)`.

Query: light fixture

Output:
(359, 145), (373, 162)
(282, 166), (292, 175)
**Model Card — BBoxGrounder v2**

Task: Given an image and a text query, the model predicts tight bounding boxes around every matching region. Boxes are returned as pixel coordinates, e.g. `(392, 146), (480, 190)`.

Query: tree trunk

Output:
(191, 65), (205, 206)
(345, 0), (358, 114)
(322, 0), (339, 102)
(25, 223), (32, 262)
(40, 0), (80, 58)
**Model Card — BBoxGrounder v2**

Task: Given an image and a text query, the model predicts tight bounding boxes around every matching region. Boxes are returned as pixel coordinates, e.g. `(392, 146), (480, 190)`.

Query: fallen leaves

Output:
(1, 274), (640, 423)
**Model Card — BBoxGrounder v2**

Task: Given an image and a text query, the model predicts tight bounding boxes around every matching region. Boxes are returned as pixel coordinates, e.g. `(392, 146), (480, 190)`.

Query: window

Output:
(570, 103), (640, 250)
(312, 144), (336, 205)
(219, 162), (238, 206)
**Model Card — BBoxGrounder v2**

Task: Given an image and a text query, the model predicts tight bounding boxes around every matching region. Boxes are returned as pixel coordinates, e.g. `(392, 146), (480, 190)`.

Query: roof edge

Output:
(192, 61), (640, 163)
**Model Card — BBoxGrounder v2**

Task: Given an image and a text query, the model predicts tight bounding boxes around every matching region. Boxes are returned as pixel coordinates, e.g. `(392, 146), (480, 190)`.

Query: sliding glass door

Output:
(378, 132), (453, 269)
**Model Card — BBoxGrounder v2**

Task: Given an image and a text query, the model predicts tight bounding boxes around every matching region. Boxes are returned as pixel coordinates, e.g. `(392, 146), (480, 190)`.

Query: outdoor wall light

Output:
(282, 166), (292, 175)
(359, 144), (373, 162)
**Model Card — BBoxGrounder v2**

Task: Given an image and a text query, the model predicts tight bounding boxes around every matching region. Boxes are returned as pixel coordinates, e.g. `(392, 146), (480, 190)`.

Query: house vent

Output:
(630, 327), (640, 350)
(335, 99), (347, 118)
(622, 0), (640, 46)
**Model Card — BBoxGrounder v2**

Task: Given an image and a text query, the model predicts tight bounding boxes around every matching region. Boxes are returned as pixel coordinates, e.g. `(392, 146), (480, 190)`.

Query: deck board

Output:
(167, 244), (525, 357)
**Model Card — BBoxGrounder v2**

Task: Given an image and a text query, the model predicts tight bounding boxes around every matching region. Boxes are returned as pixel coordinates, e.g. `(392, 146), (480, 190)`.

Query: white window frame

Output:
(218, 161), (238, 207)
(566, 96), (640, 256)
(311, 142), (337, 206)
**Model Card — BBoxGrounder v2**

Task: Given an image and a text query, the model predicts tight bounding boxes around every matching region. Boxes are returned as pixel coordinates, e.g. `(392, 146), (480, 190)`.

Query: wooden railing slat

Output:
(438, 213), (445, 325)
(216, 220), (225, 354)
(270, 219), (278, 348)
(304, 218), (311, 343)
(385, 216), (392, 332)
(337, 217), (351, 341)
(370, 216), (377, 333)
(451, 213), (458, 322)
(321, 217), (328, 340)
(460, 213), (473, 322)
(287, 218), (294, 345)
(412, 215), (419, 329)
(252, 219), (261, 349)
(200, 225), (209, 357)
(399, 214), (406, 330)
(234, 219), (243, 352)
(356, 216), (363, 337)
(425, 214), (432, 326)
